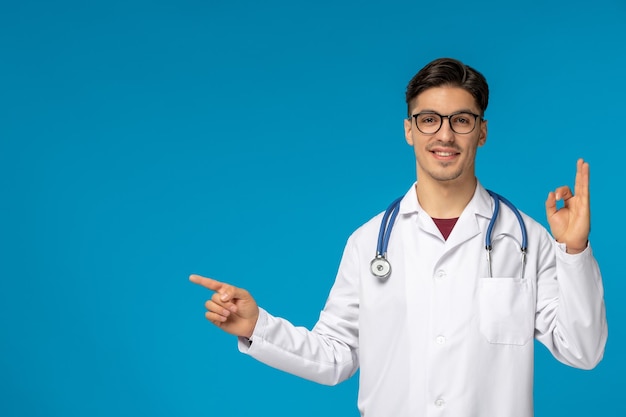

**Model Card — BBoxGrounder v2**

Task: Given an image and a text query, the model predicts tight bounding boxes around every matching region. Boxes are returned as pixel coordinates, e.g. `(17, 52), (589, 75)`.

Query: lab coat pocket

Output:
(479, 278), (533, 346)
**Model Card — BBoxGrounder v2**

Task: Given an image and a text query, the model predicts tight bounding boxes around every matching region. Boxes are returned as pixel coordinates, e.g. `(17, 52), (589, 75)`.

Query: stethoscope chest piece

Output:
(370, 256), (391, 279)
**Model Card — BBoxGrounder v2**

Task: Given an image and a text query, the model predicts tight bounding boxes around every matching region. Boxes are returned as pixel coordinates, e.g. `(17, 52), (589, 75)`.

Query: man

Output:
(190, 57), (607, 416)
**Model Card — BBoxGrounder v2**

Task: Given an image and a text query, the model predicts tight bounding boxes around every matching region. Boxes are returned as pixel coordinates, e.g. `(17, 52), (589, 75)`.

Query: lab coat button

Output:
(436, 335), (446, 345)
(435, 398), (445, 407)
(435, 270), (446, 280)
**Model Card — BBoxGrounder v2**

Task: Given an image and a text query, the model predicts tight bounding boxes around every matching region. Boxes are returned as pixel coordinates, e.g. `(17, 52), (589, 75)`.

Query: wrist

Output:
(565, 240), (588, 254)
(243, 311), (260, 339)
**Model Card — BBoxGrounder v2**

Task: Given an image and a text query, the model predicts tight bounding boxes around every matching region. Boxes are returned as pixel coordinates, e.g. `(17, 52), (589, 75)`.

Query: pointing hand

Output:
(189, 274), (259, 338)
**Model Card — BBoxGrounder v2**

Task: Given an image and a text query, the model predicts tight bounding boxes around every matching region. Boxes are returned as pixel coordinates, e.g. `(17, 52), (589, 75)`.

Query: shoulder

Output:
(340, 184), (416, 256)
(348, 209), (386, 247)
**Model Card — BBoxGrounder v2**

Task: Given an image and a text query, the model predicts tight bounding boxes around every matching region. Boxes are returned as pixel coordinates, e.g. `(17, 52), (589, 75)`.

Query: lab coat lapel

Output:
(443, 208), (480, 250)
(399, 184), (443, 240)
(443, 184), (493, 251)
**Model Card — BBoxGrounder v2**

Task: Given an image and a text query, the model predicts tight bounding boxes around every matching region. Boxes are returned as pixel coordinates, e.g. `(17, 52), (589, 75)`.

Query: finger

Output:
(205, 310), (228, 324)
(189, 274), (225, 293)
(574, 158), (590, 200)
(189, 274), (249, 305)
(210, 292), (238, 313)
(205, 299), (233, 318)
(554, 186), (573, 201)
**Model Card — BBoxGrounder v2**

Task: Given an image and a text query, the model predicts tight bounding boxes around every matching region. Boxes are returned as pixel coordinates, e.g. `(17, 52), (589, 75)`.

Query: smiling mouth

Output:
(431, 150), (460, 157)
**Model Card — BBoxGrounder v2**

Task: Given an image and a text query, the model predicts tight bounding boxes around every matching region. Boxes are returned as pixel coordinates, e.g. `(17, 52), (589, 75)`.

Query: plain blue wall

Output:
(1, 0), (624, 416)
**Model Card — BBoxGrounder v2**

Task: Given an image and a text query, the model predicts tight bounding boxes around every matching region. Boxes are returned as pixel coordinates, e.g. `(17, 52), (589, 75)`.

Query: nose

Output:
(435, 116), (455, 141)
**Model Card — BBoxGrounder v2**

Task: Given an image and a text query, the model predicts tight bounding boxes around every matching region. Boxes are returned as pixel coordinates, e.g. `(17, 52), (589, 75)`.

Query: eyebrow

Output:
(414, 108), (477, 115)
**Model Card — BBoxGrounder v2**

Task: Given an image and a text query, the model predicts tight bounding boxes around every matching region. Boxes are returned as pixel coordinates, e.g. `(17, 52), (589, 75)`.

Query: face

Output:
(404, 86), (487, 187)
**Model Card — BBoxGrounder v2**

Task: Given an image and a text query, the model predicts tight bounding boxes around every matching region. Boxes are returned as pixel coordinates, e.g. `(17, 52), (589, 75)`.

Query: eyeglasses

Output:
(410, 111), (483, 135)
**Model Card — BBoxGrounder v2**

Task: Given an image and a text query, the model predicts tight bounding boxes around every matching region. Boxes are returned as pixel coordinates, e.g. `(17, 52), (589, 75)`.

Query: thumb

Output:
(545, 191), (559, 218)
(220, 285), (252, 303)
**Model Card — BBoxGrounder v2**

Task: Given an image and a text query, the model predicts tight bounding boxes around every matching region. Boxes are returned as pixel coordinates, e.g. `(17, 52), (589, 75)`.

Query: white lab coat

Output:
(239, 182), (607, 417)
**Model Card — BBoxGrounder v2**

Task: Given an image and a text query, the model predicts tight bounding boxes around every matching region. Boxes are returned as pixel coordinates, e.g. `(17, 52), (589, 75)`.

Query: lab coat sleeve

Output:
(237, 238), (360, 386)
(534, 234), (608, 370)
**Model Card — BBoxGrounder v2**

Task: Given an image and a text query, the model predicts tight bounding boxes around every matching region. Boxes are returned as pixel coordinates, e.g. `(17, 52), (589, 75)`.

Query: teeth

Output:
(435, 152), (454, 156)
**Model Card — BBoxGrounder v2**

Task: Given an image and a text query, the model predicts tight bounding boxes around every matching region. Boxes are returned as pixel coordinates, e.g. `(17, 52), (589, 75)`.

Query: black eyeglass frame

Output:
(410, 111), (483, 135)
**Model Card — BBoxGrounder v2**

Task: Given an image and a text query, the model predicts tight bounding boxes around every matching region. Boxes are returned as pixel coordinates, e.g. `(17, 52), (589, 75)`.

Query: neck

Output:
(415, 177), (477, 219)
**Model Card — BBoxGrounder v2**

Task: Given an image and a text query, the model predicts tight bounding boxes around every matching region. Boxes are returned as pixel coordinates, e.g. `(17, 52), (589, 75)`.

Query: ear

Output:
(404, 117), (414, 146)
(478, 119), (488, 146)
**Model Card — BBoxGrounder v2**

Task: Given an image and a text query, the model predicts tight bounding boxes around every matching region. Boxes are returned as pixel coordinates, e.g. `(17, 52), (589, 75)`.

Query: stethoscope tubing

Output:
(376, 196), (403, 259)
(486, 190), (527, 251)
(372, 190), (527, 279)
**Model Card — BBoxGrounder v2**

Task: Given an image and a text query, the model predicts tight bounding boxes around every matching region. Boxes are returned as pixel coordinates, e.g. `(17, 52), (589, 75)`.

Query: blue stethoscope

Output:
(370, 190), (528, 280)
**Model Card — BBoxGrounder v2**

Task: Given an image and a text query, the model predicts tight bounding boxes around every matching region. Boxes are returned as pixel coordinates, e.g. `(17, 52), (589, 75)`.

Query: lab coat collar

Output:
(397, 180), (494, 245)
(473, 182), (496, 220)
(398, 183), (420, 215)
(398, 180), (493, 219)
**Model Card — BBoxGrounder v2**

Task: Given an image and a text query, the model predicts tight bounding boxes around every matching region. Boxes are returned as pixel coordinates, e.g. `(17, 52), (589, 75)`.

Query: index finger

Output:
(574, 158), (590, 199)
(189, 274), (224, 292)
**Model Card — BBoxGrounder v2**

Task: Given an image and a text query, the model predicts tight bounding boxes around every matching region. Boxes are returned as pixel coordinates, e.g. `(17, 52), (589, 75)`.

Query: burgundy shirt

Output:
(432, 217), (459, 240)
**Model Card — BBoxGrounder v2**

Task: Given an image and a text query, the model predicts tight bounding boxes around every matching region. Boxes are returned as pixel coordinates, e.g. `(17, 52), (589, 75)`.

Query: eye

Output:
(419, 114), (440, 125)
(452, 114), (472, 125)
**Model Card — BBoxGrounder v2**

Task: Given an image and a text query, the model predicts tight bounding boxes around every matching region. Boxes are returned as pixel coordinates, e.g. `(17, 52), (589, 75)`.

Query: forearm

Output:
(536, 242), (607, 369)
(238, 308), (359, 385)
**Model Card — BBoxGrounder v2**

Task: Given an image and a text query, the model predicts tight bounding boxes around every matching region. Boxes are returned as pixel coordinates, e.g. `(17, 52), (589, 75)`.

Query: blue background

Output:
(1, 0), (624, 416)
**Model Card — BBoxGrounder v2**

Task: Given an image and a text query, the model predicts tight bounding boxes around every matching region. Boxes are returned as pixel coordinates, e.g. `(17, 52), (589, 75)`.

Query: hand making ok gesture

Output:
(545, 158), (591, 254)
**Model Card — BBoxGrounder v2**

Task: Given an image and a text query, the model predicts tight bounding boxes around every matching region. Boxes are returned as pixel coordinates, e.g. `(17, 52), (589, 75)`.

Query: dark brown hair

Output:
(405, 58), (489, 117)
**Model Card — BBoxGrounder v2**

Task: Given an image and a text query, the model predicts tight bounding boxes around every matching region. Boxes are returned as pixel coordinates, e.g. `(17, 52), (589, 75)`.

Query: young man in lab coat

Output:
(190, 57), (607, 416)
